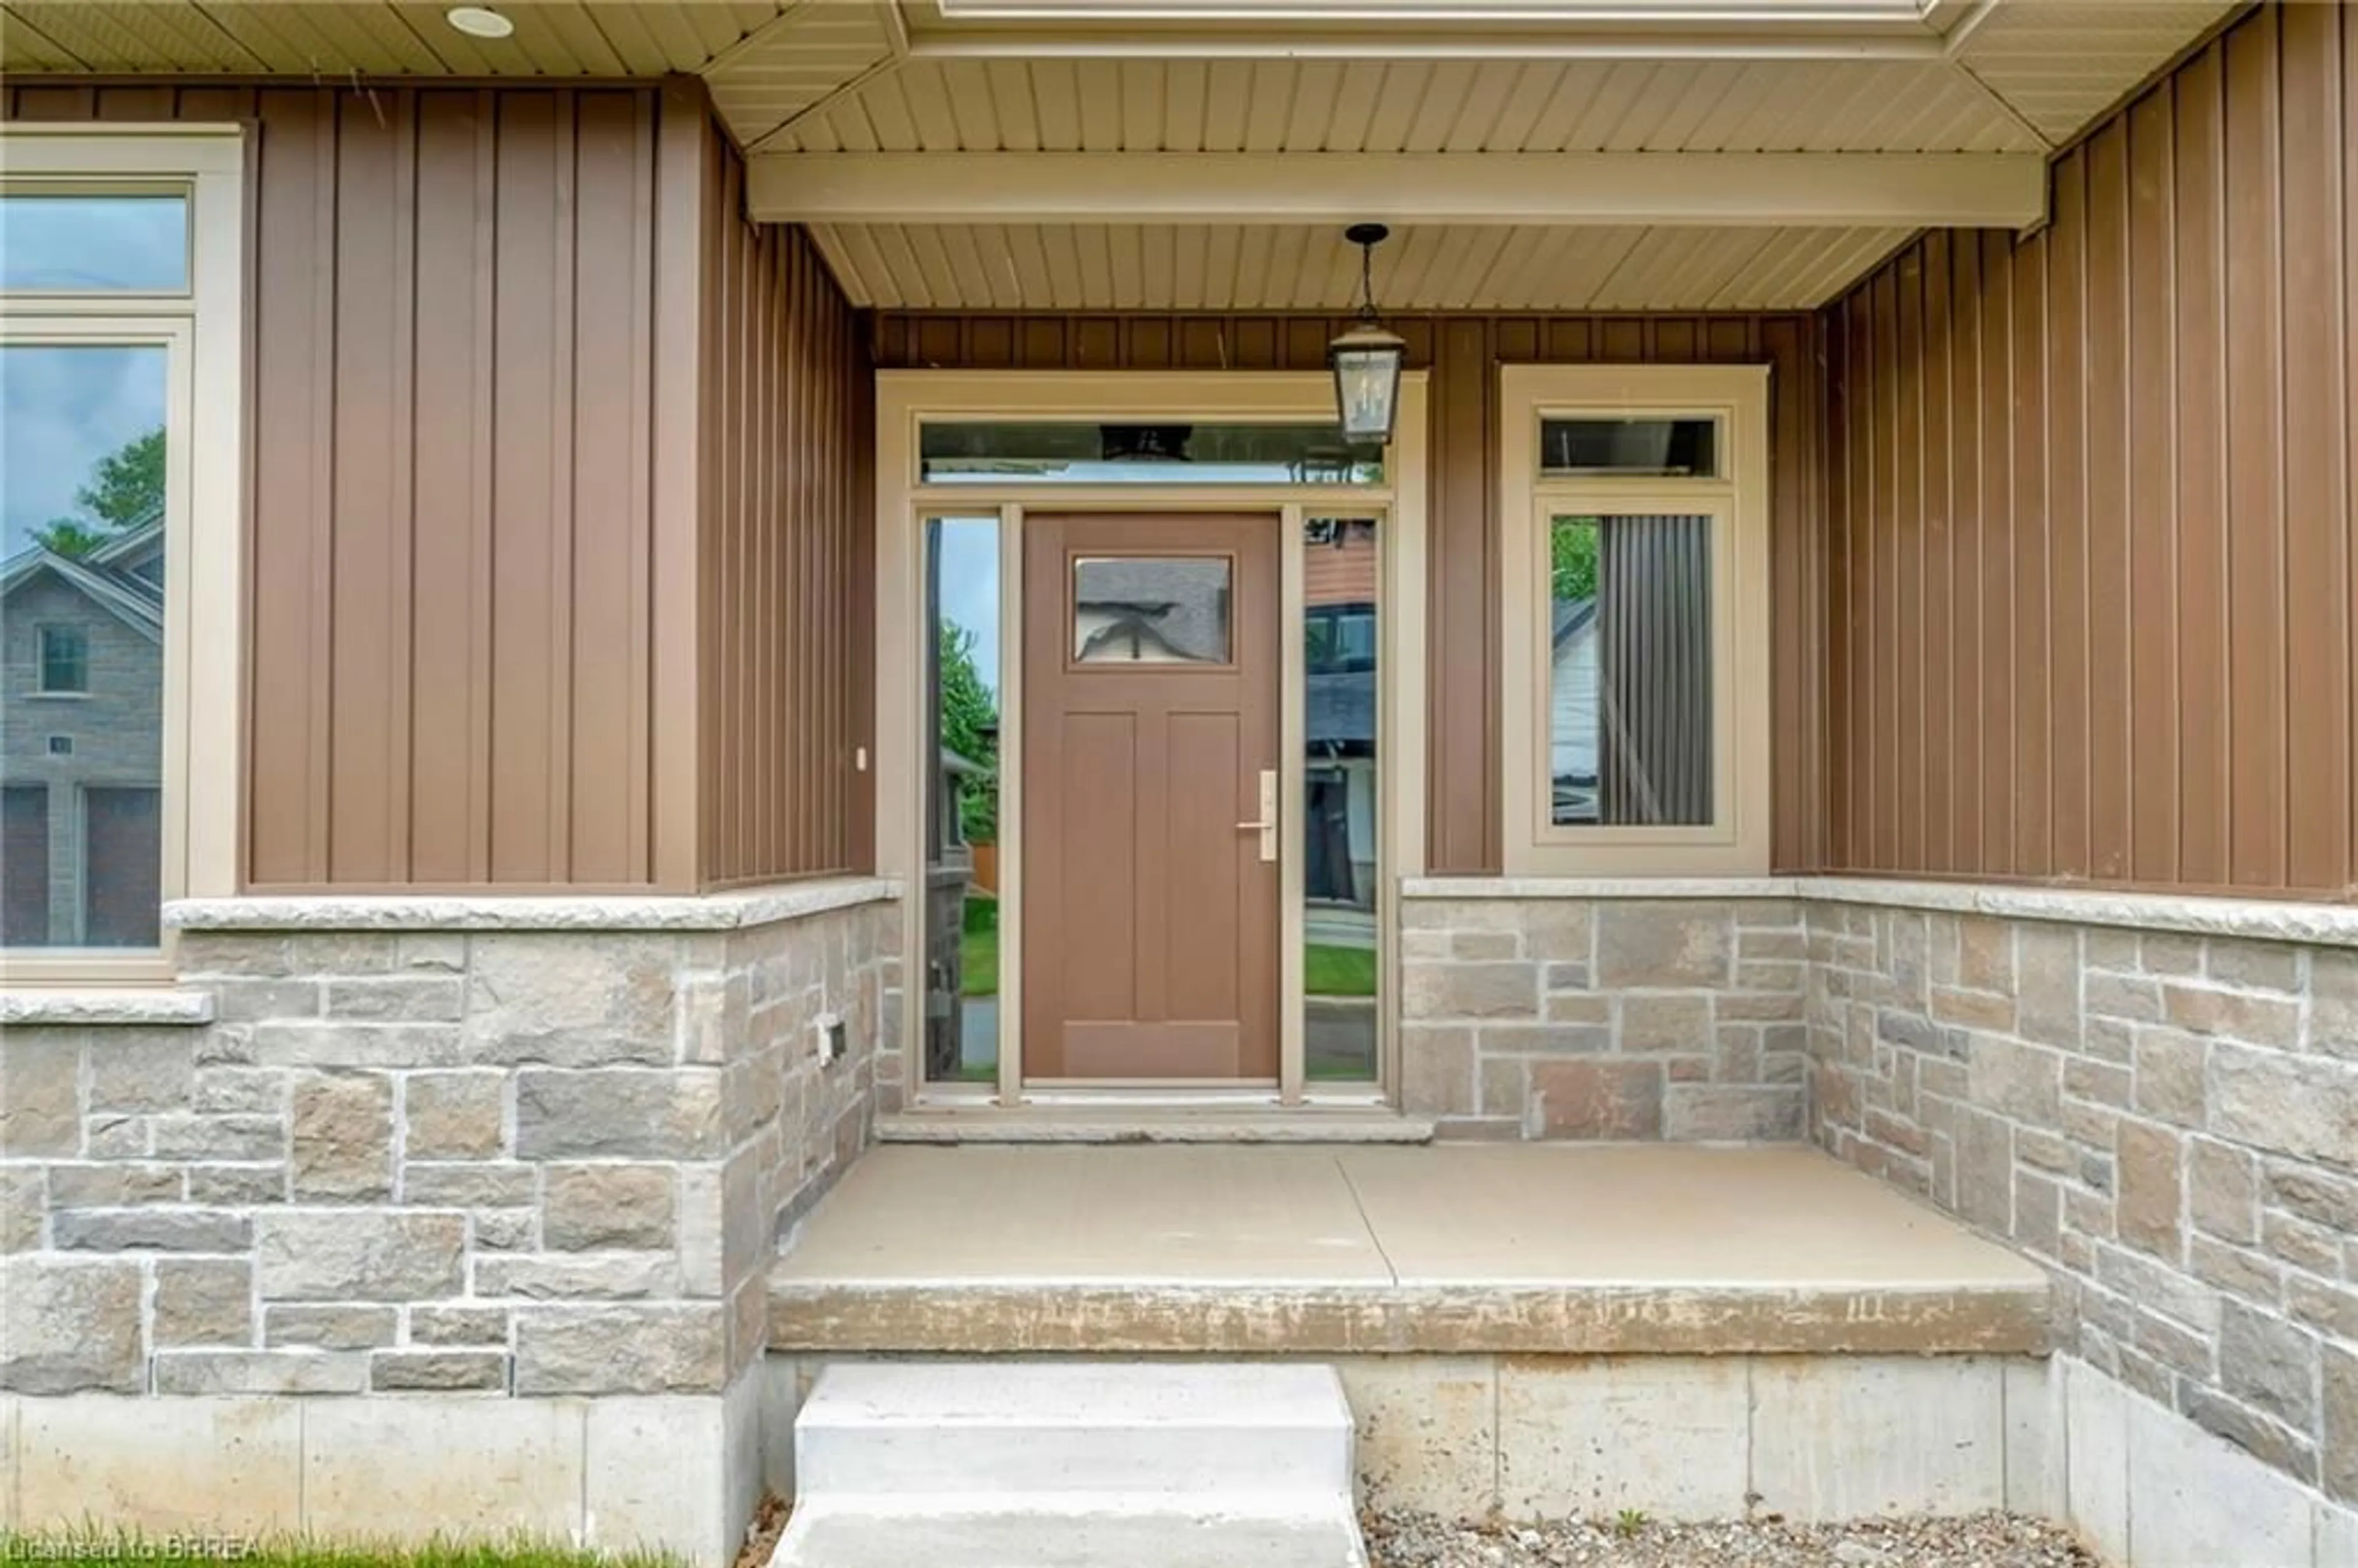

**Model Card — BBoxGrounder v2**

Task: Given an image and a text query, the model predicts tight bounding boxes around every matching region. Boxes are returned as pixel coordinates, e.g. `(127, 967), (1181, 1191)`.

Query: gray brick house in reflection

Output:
(0, 515), (163, 947)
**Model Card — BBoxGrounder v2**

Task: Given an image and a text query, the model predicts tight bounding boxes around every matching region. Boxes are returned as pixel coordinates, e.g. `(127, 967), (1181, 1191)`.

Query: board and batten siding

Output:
(1819, 0), (2357, 899)
(3, 79), (874, 891)
(870, 312), (1827, 877)
(698, 128), (873, 888)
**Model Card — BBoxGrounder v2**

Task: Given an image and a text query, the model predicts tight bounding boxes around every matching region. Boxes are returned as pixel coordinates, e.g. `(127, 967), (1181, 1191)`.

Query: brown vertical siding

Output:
(698, 133), (873, 887)
(5, 79), (874, 891)
(3, 80), (686, 889)
(1819, 0), (2357, 898)
(871, 311), (1826, 875)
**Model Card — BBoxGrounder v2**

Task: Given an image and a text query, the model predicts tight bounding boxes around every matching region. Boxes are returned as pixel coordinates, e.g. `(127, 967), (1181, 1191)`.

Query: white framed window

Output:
(1499, 364), (1771, 877)
(0, 126), (244, 977)
(34, 624), (90, 694)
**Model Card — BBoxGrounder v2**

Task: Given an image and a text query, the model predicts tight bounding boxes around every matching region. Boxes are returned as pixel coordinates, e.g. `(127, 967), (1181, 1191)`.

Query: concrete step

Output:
(792, 1361), (1356, 1496)
(775, 1499), (1367, 1568)
(874, 1109), (1434, 1144)
(773, 1362), (1366, 1568)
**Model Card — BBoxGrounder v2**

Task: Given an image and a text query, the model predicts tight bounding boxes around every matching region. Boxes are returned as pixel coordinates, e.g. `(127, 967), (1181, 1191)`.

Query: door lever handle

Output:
(1237, 769), (1278, 863)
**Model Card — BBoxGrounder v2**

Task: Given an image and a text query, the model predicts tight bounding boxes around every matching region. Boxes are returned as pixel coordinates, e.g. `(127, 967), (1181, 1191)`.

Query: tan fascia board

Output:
(901, 28), (1947, 59)
(746, 149), (2047, 229)
(904, 0), (1950, 58)
(930, 0), (1928, 17)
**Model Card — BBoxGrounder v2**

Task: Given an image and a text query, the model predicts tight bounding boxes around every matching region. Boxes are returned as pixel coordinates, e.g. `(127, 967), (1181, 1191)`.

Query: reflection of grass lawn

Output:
(1305, 942), (1377, 998)
(960, 895), (998, 998)
(962, 896), (1372, 1001)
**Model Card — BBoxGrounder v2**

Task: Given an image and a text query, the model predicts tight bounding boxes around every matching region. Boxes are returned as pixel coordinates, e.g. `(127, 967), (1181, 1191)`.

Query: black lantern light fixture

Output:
(1328, 222), (1407, 446)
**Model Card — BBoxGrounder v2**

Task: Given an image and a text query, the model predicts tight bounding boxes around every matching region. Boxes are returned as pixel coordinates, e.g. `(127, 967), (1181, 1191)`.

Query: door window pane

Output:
(1539, 417), (1718, 478)
(1, 343), (168, 947)
(923, 421), (1382, 486)
(924, 516), (1002, 1084)
(0, 194), (189, 291)
(1304, 516), (1380, 1082)
(1549, 513), (1713, 828)
(1073, 556), (1231, 664)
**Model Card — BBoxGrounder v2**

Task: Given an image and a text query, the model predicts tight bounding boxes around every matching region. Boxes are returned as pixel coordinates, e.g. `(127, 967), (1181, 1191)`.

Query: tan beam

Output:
(747, 150), (2047, 230)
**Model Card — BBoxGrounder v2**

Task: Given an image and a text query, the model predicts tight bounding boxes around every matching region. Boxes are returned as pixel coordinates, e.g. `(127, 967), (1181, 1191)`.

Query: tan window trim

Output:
(1498, 363), (1772, 879)
(0, 126), (244, 986)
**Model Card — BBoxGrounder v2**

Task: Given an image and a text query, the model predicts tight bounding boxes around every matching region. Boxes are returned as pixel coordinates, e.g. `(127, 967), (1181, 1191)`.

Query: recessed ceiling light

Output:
(445, 6), (515, 39)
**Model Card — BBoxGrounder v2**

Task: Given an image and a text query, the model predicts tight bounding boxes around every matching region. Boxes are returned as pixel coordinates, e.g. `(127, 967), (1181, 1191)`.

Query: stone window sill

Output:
(0, 988), (216, 1027)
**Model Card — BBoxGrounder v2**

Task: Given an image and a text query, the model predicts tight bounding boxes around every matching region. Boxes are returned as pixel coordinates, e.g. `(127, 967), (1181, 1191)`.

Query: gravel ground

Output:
(1364, 1509), (2098, 1568)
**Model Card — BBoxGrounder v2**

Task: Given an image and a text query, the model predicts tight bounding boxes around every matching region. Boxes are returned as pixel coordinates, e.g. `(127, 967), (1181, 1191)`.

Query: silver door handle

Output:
(1236, 769), (1277, 863)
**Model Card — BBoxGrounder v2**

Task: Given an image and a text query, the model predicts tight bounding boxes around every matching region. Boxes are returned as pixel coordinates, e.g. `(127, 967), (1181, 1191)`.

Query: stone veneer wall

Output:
(1399, 892), (1808, 1141)
(1804, 894), (2357, 1534)
(0, 880), (896, 1559)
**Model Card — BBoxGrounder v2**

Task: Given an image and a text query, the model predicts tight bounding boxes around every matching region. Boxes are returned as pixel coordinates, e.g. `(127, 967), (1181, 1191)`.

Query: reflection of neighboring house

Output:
(1072, 557), (1230, 662)
(0, 518), (165, 947)
(933, 746), (981, 867)
(1305, 520), (1377, 909)
(922, 745), (982, 1082)
(1549, 599), (1600, 822)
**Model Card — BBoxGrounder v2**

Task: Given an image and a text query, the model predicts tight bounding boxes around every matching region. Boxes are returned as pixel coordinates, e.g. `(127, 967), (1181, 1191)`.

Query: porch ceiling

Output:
(807, 219), (1915, 311)
(1, 0), (2239, 308)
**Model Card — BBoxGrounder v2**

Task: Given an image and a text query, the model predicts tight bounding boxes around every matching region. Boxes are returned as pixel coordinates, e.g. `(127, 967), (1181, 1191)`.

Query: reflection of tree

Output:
(1552, 516), (1600, 604)
(938, 624), (998, 844)
(34, 426), (163, 557)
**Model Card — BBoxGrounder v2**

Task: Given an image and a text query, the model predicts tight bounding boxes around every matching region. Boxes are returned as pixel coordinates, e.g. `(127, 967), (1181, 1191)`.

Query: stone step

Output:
(772, 1362), (1366, 1568)
(772, 1499), (1368, 1568)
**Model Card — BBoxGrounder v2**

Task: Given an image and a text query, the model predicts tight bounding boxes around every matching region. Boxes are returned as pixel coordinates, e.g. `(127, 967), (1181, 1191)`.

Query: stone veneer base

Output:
(1, 879), (898, 1567)
(7, 872), (2356, 1559)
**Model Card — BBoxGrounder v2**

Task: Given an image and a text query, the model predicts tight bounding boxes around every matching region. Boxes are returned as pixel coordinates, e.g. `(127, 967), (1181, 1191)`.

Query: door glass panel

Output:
(1304, 516), (1379, 1082)
(922, 514), (1002, 1085)
(1, 343), (169, 948)
(0, 195), (189, 291)
(1072, 556), (1231, 664)
(1548, 513), (1714, 828)
(922, 421), (1383, 485)
(1539, 416), (1719, 478)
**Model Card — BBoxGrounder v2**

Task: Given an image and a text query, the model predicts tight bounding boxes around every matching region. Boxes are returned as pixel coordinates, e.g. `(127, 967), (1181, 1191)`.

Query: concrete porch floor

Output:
(768, 1144), (2050, 1357)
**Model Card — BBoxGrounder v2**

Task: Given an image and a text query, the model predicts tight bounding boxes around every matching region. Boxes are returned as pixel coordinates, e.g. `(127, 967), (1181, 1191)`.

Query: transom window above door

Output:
(919, 420), (1384, 486)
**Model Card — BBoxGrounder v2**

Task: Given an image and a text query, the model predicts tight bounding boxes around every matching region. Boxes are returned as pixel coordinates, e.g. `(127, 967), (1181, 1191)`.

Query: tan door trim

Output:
(874, 371), (1428, 1106)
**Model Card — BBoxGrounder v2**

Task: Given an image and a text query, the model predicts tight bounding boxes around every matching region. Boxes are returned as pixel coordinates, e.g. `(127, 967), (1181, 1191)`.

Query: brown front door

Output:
(1022, 512), (1281, 1081)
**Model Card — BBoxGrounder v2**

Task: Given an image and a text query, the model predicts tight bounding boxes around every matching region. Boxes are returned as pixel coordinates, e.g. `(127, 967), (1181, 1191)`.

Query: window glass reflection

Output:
(1304, 516), (1380, 1082)
(0, 195), (189, 291)
(1, 343), (169, 947)
(1538, 416), (1718, 478)
(922, 421), (1382, 486)
(923, 516), (1002, 1083)
(1549, 513), (1714, 828)
(1073, 556), (1232, 664)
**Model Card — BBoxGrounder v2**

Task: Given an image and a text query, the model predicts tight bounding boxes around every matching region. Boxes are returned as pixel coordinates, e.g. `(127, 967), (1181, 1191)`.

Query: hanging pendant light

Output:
(1328, 223), (1407, 446)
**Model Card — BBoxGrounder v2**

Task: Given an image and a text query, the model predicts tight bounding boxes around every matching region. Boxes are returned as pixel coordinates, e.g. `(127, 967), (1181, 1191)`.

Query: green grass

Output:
(0, 1531), (683, 1568)
(959, 896), (1374, 1001)
(1304, 941), (1378, 998)
(959, 894), (998, 998)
